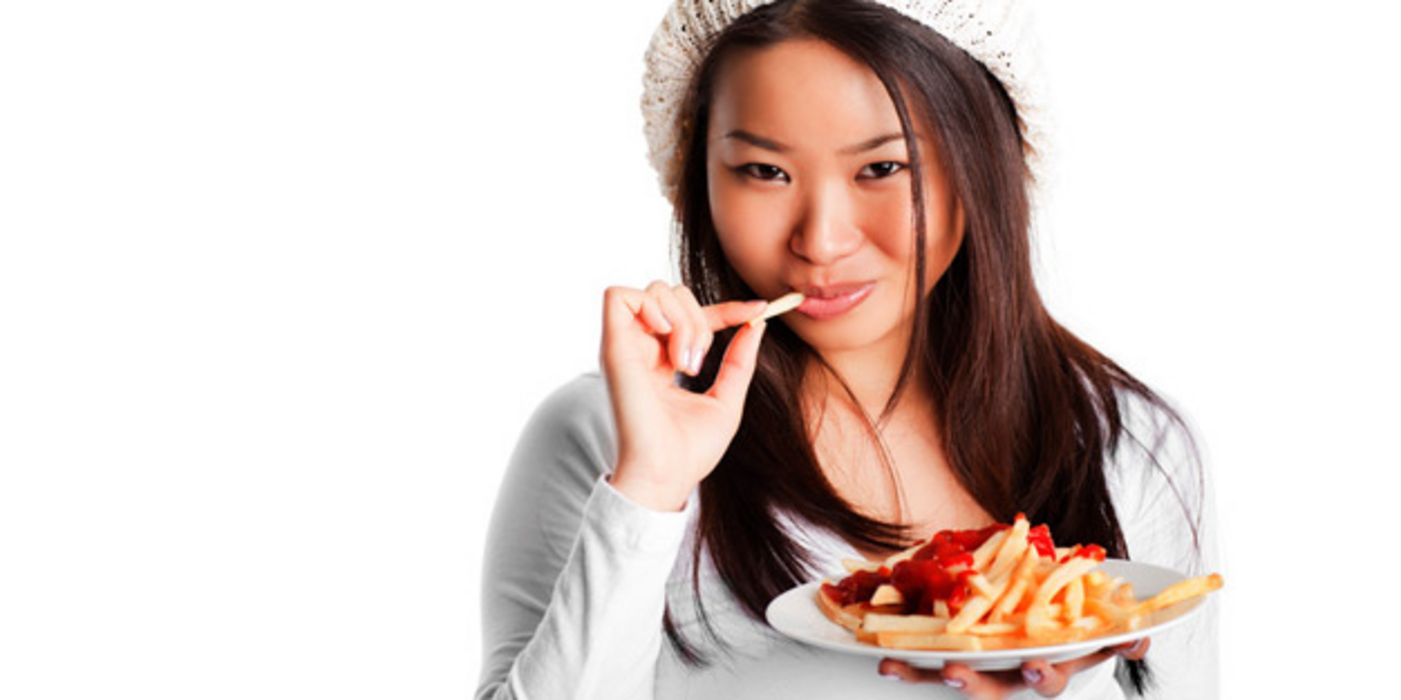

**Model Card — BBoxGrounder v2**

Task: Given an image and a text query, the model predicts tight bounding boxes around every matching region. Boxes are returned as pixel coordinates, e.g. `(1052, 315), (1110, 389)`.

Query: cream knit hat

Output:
(640, 0), (1051, 210)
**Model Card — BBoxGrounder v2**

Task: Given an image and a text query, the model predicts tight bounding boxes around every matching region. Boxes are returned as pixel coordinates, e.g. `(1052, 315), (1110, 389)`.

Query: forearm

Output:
(479, 475), (691, 700)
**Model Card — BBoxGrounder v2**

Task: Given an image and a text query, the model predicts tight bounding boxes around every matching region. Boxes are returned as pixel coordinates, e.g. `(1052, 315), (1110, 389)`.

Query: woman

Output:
(477, 1), (1217, 698)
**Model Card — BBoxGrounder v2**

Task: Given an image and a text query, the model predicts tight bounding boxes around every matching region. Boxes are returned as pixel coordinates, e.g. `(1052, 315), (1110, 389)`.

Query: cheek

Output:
(853, 184), (923, 268)
(866, 193), (914, 252)
(867, 179), (962, 289)
(709, 177), (790, 283)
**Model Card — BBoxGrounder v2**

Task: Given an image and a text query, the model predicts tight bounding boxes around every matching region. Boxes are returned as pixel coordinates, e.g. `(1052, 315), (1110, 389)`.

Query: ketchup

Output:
(820, 568), (890, 606)
(823, 517), (1104, 616)
(1060, 543), (1106, 563)
(1027, 523), (1056, 558)
(911, 523), (1006, 568)
(890, 523), (1002, 615)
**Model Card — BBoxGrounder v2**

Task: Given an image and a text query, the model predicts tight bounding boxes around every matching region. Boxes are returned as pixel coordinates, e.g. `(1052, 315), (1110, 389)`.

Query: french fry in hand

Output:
(747, 292), (805, 327)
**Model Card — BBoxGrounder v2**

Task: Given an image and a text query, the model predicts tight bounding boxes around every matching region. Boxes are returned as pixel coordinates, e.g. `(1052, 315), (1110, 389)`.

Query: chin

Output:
(785, 316), (896, 354)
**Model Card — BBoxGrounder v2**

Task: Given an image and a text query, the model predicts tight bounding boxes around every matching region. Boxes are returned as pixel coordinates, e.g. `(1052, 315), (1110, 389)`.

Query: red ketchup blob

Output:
(888, 523), (1005, 615)
(1061, 543), (1107, 563)
(820, 568), (890, 606)
(1027, 524), (1056, 558)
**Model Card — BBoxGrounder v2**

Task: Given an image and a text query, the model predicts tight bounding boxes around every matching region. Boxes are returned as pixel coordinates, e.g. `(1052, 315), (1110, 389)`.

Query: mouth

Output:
(794, 281), (876, 320)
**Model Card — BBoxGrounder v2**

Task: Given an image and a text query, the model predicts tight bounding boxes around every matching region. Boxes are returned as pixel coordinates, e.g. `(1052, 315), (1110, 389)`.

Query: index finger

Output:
(702, 299), (769, 331)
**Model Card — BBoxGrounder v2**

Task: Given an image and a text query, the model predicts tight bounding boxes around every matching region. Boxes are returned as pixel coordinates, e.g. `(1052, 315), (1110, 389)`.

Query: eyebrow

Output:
(722, 129), (908, 155)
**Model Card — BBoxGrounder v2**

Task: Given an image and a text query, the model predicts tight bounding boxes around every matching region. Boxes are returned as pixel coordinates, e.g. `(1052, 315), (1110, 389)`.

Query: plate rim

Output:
(763, 558), (1208, 669)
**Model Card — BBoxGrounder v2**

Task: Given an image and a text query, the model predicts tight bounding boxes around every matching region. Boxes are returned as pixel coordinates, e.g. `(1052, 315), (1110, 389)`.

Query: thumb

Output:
(706, 319), (767, 409)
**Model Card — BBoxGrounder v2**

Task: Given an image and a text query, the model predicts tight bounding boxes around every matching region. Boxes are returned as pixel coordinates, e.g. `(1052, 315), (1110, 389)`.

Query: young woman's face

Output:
(706, 38), (965, 355)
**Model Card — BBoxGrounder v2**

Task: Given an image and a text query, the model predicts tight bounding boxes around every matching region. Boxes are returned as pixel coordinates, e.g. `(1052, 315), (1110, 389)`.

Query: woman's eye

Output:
(734, 162), (904, 182)
(738, 163), (789, 182)
(860, 161), (907, 179)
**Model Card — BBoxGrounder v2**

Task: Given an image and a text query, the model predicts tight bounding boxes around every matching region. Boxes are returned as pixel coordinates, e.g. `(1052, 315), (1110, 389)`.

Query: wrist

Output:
(607, 466), (690, 513)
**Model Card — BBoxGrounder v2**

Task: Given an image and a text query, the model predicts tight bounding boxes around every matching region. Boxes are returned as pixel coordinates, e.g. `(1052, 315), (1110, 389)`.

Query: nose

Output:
(788, 181), (862, 265)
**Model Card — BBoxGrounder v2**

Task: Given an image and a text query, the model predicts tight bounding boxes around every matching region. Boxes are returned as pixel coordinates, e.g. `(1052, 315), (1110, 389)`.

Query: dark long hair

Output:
(666, 1), (1200, 694)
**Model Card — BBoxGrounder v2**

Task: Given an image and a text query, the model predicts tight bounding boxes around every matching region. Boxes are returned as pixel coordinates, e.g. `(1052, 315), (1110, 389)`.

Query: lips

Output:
(801, 281), (876, 299)
(794, 281), (876, 320)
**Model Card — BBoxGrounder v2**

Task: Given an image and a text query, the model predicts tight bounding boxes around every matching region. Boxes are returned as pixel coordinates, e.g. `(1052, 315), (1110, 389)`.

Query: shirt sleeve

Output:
(1109, 390), (1222, 699)
(475, 374), (695, 700)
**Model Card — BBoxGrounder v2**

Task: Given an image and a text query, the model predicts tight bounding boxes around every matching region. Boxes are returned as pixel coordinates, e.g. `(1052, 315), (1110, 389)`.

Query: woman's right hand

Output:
(599, 281), (770, 512)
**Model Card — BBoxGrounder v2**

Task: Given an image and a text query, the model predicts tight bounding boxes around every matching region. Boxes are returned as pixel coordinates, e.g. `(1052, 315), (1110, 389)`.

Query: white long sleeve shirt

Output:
(476, 372), (1220, 699)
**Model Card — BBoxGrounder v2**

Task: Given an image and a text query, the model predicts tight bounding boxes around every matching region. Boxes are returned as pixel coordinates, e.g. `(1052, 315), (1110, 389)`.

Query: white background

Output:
(2, 1), (1396, 698)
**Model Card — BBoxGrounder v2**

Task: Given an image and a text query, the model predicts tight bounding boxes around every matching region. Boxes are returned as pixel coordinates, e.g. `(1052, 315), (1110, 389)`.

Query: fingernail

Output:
(679, 349), (692, 373)
(942, 677), (965, 689)
(689, 347), (704, 374)
(1022, 667), (1043, 685)
(879, 670), (901, 681)
(1128, 639), (1146, 655)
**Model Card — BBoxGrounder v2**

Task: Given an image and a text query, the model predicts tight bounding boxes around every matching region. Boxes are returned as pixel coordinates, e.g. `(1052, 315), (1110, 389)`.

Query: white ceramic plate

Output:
(764, 558), (1209, 671)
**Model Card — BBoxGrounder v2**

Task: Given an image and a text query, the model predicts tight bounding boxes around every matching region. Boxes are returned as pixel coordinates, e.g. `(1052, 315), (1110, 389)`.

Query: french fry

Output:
(815, 584), (864, 631)
(968, 622), (1018, 635)
(1084, 570), (1108, 590)
(877, 631), (983, 651)
(947, 595), (995, 634)
(883, 541), (926, 569)
(1065, 577), (1085, 622)
(1000, 554), (1037, 603)
(1026, 625), (1090, 645)
(989, 576), (1029, 624)
(990, 546), (1041, 623)
(1084, 598), (1124, 625)
(1137, 573), (1223, 613)
(967, 573), (996, 599)
(985, 516), (1030, 584)
(870, 584), (904, 607)
(842, 558), (883, 574)
(747, 291), (805, 327)
(862, 613), (948, 634)
(812, 517), (1223, 653)
(1113, 581), (1137, 605)
(971, 529), (1010, 572)
(1025, 557), (1099, 634)
(967, 635), (1022, 651)
(1070, 615), (1104, 632)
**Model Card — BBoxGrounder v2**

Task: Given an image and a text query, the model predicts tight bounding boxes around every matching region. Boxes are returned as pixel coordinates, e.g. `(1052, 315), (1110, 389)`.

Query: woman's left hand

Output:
(877, 638), (1149, 698)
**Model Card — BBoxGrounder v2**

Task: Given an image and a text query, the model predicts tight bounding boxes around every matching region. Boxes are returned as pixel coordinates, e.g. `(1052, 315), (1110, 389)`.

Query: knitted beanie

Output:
(640, 0), (1050, 210)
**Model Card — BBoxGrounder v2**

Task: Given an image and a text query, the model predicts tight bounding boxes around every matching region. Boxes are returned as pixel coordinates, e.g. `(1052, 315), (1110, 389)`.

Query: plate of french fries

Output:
(765, 514), (1222, 670)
